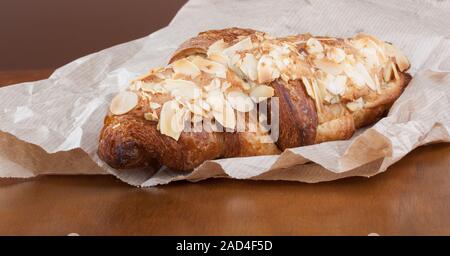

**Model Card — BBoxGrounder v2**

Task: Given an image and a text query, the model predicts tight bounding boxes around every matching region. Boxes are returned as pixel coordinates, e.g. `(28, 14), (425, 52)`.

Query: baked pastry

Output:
(98, 27), (411, 172)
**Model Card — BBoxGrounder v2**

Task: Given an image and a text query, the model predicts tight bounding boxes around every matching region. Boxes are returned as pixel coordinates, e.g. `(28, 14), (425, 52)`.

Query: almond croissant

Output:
(98, 28), (411, 172)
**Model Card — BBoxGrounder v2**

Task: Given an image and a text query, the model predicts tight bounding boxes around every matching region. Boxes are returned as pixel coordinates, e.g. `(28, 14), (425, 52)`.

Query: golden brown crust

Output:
(273, 79), (318, 150)
(169, 27), (260, 63)
(315, 114), (355, 143)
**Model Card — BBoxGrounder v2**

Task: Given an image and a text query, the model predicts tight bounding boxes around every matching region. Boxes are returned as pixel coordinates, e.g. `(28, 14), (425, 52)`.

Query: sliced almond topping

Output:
(314, 58), (345, 75)
(301, 77), (315, 99)
(355, 63), (378, 91)
(206, 89), (226, 112)
(110, 91), (138, 115)
(391, 62), (400, 80)
(346, 97), (365, 112)
(149, 102), (161, 109)
(226, 89), (255, 112)
(257, 58), (274, 83)
(383, 62), (393, 82)
(207, 40), (229, 65)
(352, 36), (389, 64)
(316, 79), (330, 101)
(240, 53), (258, 81)
(328, 48), (346, 63)
(159, 100), (182, 140)
(344, 63), (366, 88)
(162, 79), (201, 99)
(191, 57), (227, 78)
(229, 53), (242, 66)
(257, 55), (279, 83)
(370, 42), (388, 63)
(227, 70), (251, 91)
(208, 53), (229, 65)
(311, 79), (323, 113)
(170, 86), (201, 101)
(269, 45), (291, 71)
(141, 82), (166, 94)
(223, 37), (253, 57)
(226, 54), (246, 79)
(144, 111), (158, 121)
(291, 59), (314, 78)
(207, 39), (228, 56)
(268, 45), (283, 60)
(306, 38), (324, 54)
(335, 75), (348, 96)
(171, 58), (201, 78)
(360, 47), (380, 69)
(324, 74), (347, 96)
(172, 107), (189, 133)
(250, 85), (275, 103)
(213, 100), (236, 129)
(385, 43), (410, 71)
(204, 78), (221, 91)
(395, 52), (410, 72)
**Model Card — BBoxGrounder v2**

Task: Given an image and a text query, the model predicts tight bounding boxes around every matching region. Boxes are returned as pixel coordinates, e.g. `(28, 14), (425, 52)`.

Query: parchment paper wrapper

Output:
(1, 0), (449, 186)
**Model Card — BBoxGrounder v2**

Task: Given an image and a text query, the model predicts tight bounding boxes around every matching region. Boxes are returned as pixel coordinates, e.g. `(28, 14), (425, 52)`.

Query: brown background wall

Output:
(0, 0), (187, 70)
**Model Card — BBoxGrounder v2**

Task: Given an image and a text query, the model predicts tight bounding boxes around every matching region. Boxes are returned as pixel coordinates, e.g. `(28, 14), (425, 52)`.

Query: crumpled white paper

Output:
(0, 0), (449, 186)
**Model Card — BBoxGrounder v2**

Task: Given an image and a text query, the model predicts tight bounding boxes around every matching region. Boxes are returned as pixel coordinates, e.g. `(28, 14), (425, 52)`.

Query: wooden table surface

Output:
(0, 70), (449, 235)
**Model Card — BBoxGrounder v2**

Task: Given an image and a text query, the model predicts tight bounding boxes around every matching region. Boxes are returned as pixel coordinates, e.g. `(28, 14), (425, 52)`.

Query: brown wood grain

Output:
(0, 70), (449, 235)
